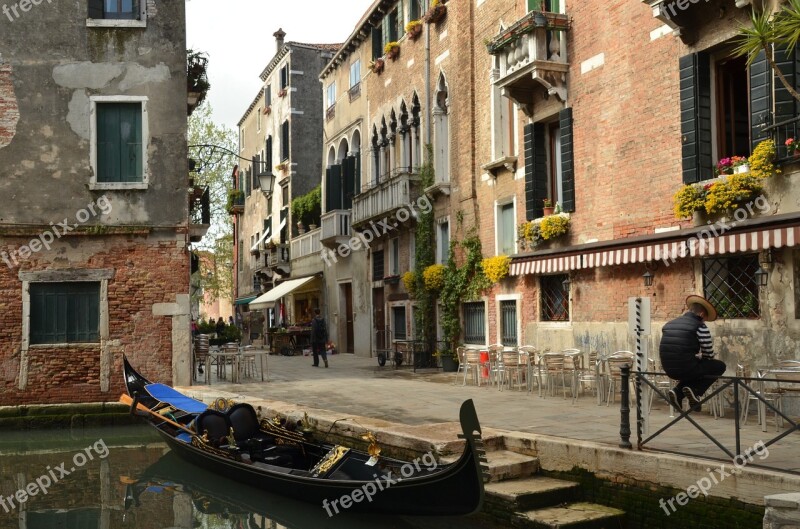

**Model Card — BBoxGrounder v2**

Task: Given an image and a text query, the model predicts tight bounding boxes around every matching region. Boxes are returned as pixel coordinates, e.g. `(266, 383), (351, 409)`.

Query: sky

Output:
(186, 0), (373, 132)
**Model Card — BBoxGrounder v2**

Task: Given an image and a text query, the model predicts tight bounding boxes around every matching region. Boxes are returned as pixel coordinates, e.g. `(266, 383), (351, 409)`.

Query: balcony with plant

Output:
(406, 20), (423, 40)
(517, 213), (570, 251)
(187, 50), (210, 116)
(226, 189), (245, 215)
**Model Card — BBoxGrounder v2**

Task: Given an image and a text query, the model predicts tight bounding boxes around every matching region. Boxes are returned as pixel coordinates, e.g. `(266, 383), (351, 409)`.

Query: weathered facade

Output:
(233, 32), (337, 340)
(0, 0), (191, 404)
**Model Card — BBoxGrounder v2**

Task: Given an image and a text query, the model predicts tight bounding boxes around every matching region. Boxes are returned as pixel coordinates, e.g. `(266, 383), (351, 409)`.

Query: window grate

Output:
(373, 250), (384, 281)
(463, 302), (486, 344)
(703, 255), (760, 319)
(500, 300), (518, 346)
(541, 274), (569, 321)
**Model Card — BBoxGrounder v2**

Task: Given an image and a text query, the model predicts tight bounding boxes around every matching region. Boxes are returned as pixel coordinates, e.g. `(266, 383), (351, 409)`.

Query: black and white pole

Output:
(634, 297), (645, 444)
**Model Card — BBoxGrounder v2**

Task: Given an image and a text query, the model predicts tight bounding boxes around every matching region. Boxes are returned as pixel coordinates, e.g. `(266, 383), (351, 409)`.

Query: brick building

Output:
(0, 1), (193, 404)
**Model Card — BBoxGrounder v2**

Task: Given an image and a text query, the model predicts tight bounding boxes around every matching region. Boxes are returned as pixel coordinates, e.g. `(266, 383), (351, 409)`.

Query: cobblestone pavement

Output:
(180, 352), (800, 475)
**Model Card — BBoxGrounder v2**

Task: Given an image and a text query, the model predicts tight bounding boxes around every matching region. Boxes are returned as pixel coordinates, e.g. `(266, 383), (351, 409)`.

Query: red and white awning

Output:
(510, 225), (800, 276)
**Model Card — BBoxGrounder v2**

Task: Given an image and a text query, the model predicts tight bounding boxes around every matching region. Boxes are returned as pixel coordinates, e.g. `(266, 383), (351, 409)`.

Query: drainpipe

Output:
(425, 0), (432, 148)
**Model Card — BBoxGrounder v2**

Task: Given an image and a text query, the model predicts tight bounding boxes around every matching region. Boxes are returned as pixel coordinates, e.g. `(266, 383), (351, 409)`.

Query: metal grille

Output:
(703, 255), (760, 319)
(463, 302), (486, 344)
(541, 274), (569, 321)
(392, 306), (407, 340)
(373, 250), (385, 281)
(500, 300), (518, 346)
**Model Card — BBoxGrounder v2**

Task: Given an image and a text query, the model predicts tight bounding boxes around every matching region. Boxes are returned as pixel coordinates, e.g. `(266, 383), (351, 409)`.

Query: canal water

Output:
(0, 425), (496, 529)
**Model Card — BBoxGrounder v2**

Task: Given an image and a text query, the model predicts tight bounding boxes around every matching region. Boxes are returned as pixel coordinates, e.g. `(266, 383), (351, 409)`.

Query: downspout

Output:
(425, 0), (432, 147)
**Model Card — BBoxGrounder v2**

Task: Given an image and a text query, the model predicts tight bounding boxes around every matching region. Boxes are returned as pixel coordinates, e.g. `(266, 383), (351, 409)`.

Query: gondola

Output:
(121, 355), (487, 516)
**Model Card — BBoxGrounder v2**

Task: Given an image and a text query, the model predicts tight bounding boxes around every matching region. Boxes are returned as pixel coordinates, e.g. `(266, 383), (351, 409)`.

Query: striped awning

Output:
(510, 224), (800, 276)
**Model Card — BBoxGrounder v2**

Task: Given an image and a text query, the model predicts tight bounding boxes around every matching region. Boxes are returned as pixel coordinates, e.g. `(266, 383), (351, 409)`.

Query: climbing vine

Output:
(413, 145), (437, 351)
(290, 185), (321, 227)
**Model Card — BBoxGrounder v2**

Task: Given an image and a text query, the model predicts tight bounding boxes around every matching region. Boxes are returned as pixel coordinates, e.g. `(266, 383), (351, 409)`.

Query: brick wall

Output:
(0, 60), (19, 149)
(0, 234), (187, 405)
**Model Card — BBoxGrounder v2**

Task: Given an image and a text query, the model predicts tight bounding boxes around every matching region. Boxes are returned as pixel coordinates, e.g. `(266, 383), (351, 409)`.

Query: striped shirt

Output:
(697, 323), (714, 359)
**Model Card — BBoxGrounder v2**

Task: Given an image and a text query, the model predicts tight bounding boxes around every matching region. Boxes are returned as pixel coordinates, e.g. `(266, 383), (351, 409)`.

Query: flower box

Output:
(278, 88), (288, 98)
(425, 3), (447, 24)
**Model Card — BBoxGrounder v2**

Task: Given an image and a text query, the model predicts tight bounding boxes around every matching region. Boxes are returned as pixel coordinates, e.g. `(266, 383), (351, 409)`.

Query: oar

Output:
(119, 394), (196, 435)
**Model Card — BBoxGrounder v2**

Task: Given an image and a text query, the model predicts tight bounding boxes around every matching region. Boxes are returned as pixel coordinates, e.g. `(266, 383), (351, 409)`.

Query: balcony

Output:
(189, 185), (210, 243)
(226, 190), (244, 215)
(352, 170), (421, 228)
(290, 228), (322, 260)
(266, 244), (291, 275)
(320, 210), (351, 248)
(486, 11), (570, 116)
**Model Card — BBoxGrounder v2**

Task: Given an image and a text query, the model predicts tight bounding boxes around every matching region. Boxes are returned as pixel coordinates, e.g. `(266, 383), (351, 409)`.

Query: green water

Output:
(0, 425), (493, 529)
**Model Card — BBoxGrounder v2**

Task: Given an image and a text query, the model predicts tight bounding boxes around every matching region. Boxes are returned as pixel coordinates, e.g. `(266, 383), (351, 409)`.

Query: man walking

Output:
(311, 308), (328, 368)
(659, 295), (726, 411)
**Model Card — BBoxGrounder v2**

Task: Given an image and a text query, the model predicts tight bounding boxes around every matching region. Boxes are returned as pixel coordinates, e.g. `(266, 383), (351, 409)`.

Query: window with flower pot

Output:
(541, 274), (569, 321)
(372, 24), (384, 60)
(702, 255), (760, 319)
(524, 109), (574, 219)
(264, 85), (272, 107)
(280, 64), (289, 90)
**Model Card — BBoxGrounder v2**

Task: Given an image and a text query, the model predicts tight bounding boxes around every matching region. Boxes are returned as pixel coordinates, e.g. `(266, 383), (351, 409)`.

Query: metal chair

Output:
(604, 351), (635, 406)
(518, 346), (543, 396)
(576, 350), (604, 405)
(500, 349), (526, 391)
(540, 351), (568, 399)
(462, 349), (483, 386)
(453, 346), (469, 385)
(562, 348), (583, 403)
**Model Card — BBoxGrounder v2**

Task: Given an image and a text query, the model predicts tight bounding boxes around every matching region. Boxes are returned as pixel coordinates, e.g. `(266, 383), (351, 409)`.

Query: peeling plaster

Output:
(0, 57), (20, 150)
(118, 63), (171, 91)
(52, 62), (125, 89)
(66, 89), (91, 140)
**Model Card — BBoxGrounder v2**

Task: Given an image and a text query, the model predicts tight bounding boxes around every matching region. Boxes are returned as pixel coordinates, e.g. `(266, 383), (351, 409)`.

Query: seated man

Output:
(659, 295), (727, 411)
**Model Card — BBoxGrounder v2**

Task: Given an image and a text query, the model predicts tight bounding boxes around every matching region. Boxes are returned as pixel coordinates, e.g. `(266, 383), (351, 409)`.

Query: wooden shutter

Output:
(750, 49), (772, 152)
(266, 136), (273, 168)
(119, 103), (142, 183)
(88, 0), (103, 18)
(30, 283), (100, 344)
(326, 166), (343, 211)
(372, 26), (383, 60)
(97, 104), (121, 183)
(524, 123), (547, 220)
(559, 108), (575, 212)
(343, 156), (356, 209)
(679, 52), (712, 184)
(281, 121), (290, 160)
(354, 152), (361, 197)
(253, 155), (261, 189)
(245, 167), (252, 196)
(97, 103), (141, 183)
(773, 46), (800, 128)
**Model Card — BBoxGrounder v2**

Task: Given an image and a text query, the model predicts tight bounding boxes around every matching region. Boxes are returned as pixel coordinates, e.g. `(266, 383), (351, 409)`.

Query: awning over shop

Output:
(234, 295), (258, 305)
(510, 216), (800, 276)
(249, 276), (317, 310)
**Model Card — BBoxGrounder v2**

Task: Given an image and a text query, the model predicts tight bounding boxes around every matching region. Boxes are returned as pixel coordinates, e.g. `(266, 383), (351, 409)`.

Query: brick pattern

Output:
(0, 60), (19, 149)
(0, 235), (187, 405)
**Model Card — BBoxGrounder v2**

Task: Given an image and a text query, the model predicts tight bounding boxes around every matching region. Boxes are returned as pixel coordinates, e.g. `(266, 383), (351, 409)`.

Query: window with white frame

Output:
(327, 81), (336, 109)
(496, 201), (516, 255)
(257, 107), (262, 132)
(87, 0), (146, 26)
(389, 238), (400, 276)
(240, 127), (246, 151)
(499, 299), (518, 346)
(350, 60), (361, 89)
(437, 219), (450, 264)
(91, 96), (148, 188)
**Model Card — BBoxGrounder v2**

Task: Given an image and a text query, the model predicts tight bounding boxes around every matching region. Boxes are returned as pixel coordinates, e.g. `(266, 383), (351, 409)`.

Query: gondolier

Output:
(659, 295), (727, 411)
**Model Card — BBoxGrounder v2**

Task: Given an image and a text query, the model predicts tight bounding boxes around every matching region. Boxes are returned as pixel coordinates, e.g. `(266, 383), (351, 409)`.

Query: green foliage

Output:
(440, 230), (490, 352)
(413, 145), (436, 350)
(291, 185), (322, 227)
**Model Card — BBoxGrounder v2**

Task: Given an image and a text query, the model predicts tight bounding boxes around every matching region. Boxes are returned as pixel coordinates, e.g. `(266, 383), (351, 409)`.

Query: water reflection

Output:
(0, 426), (492, 529)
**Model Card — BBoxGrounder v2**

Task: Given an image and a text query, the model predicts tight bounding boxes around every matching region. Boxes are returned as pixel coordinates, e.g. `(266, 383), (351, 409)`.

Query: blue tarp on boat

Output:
(145, 383), (208, 414)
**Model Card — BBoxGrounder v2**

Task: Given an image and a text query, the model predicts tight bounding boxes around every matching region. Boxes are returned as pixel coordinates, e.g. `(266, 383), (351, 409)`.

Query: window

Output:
(264, 85), (272, 107)
(541, 274), (569, 321)
(491, 89), (517, 160)
(327, 82), (336, 109)
(266, 136), (273, 170)
(500, 300), (518, 346)
(463, 302), (486, 344)
(680, 49), (752, 184)
(350, 60), (361, 89)
(409, 232), (416, 270)
(30, 282), (100, 344)
(240, 127), (246, 151)
(386, 8), (399, 44)
(238, 240), (243, 271)
(372, 24), (384, 60)
(88, 0), (141, 20)
(437, 220), (450, 264)
(281, 121), (290, 161)
(253, 274), (261, 292)
(389, 238), (400, 275)
(496, 201), (515, 255)
(703, 255), (760, 318)
(92, 99), (146, 187)
(410, 0), (420, 21)
(524, 109), (574, 219)
(257, 108), (262, 132)
(280, 64), (289, 90)
(528, 0), (559, 11)
(373, 250), (385, 281)
(392, 306), (407, 340)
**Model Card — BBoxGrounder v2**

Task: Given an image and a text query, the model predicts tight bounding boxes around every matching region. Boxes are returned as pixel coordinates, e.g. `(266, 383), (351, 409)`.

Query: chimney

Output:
(274, 28), (286, 52)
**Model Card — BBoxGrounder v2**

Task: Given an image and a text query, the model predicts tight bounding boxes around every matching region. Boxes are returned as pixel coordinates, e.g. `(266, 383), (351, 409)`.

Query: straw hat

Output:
(686, 295), (717, 322)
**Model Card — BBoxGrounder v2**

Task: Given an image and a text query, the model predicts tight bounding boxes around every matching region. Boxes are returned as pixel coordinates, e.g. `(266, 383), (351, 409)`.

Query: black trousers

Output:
(665, 358), (727, 397)
(312, 342), (327, 366)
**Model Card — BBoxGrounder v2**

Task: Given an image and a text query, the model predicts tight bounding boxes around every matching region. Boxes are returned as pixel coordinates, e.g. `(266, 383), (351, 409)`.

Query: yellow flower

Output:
(539, 215), (570, 240)
(402, 271), (416, 295)
(748, 139), (780, 179)
(482, 255), (511, 284)
(673, 184), (703, 219)
(423, 264), (445, 290)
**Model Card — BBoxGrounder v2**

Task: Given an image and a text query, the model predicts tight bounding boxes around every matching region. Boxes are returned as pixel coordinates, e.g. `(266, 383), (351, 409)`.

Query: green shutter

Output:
(30, 283), (100, 345)
(679, 52), (712, 184)
(118, 103), (142, 183)
(750, 49), (771, 152)
(343, 156), (355, 209)
(97, 105), (121, 183)
(327, 165), (343, 210)
(410, 0), (420, 21)
(281, 121), (290, 160)
(559, 108), (575, 212)
(88, 0), (103, 18)
(372, 25), (383, 60)
(266, 136), (273, 168)
(97, 103), (142, 183)
(524, 123), (547, 220)
(354, 152), (361, 197)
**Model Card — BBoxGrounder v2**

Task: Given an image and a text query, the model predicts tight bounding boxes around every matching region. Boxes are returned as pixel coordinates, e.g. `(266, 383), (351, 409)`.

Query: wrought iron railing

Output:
(761, 115), (800, 163)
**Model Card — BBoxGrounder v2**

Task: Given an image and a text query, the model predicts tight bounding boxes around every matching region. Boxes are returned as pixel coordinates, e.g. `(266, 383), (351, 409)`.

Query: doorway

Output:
(341, 283), (355, 353)
(373, 287), (385, 351)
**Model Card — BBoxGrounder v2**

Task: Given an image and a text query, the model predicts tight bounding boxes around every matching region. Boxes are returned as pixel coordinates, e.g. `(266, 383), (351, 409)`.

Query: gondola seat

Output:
(227, 403), (265, 444)
(195, 409), (231, 446)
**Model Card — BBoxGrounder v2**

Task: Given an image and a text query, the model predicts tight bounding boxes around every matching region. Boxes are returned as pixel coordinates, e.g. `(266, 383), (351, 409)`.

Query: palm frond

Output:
(732, 9), (775, 66)
(773, 0), (800, 52)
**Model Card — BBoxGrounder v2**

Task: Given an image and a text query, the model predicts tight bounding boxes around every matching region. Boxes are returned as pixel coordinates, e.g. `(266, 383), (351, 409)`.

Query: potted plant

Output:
(384, 41), (400, 61)
(369, 58), (385, 74)
(275, 162), (289, 173)
(786, 138), (800, 158)
(435, 349), (459, 372)
(482, 255), (511, 283)
(406, 20), (423, 40)
(278, 87), (288, 98)
(263, 105), (271, 115)
(539, 214), (570, 240)
(542, 198), (555, 216)
(424, 0), (447, 24)
(423, 264), (445, 290)
(402, 271), (417, 296)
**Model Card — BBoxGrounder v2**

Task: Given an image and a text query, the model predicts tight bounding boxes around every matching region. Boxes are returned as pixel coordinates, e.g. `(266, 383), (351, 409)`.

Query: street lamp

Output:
(258, 171), (276, 195)
(642, 270), (654, 287)
(562, 275), (571, 293)
(755, 266), (769, 287)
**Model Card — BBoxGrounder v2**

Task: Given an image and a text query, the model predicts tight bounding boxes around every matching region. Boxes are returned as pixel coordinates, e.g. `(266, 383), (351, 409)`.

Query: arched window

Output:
(399, 100), (410, 172)
(433, 74), (450, 184)
(411, 93), (422, 172)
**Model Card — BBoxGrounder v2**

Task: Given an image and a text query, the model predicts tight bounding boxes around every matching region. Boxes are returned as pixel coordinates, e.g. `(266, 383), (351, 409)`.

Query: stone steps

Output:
(483, 450), (540, 482)
(485, 476), (581, 511)
(513, 502), (626, 529)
